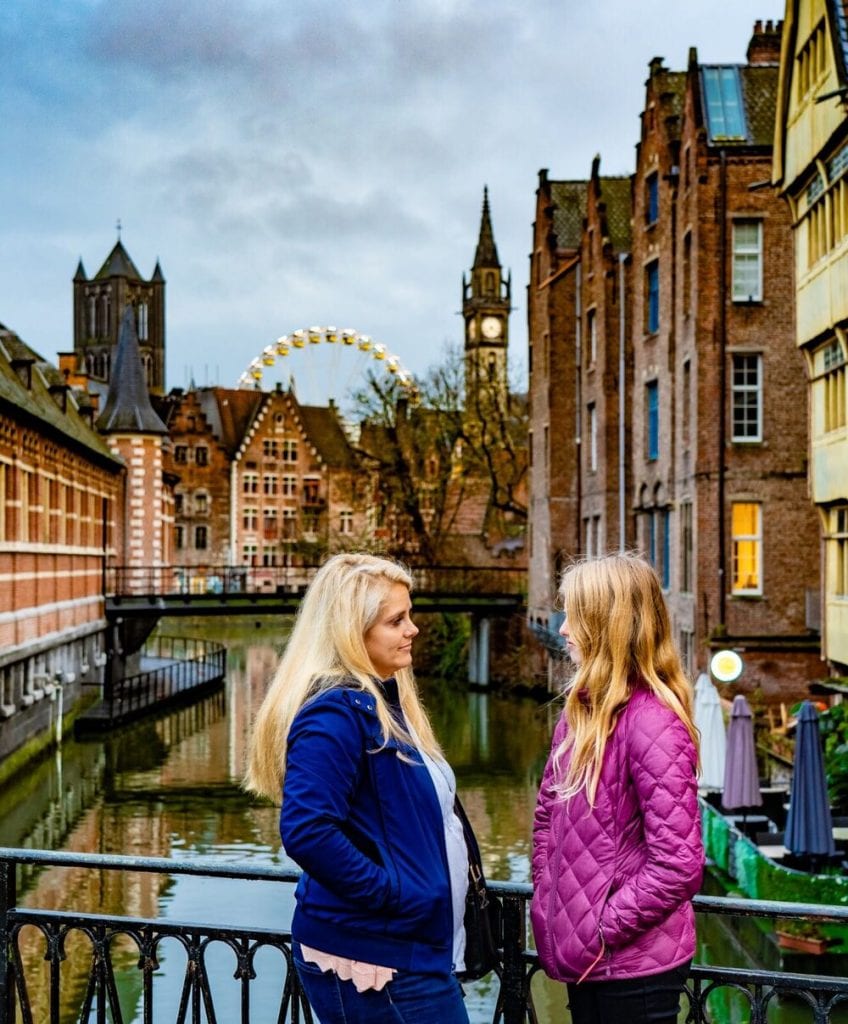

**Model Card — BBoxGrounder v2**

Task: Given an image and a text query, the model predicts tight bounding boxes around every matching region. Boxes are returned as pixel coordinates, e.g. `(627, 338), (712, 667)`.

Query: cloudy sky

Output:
(1, 0), (785, 404)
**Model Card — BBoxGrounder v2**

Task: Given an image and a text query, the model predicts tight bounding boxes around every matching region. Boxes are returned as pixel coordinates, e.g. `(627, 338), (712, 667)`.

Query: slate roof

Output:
(549, 181), (588, 250)
(473, 187), (501, 269)
(598, 176), (632, 250)
(739, 65), (779, 146)
(298, 402), (356, 468)
(94, 240), (143, 281)
(198, 388), (264, 456)
(0, 327), (122, 469)
(96, 306), (168, 434)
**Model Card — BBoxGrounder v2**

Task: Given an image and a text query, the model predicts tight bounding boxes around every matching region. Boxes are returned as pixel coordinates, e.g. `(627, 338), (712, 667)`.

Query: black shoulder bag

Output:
(453, 796), (501, 981)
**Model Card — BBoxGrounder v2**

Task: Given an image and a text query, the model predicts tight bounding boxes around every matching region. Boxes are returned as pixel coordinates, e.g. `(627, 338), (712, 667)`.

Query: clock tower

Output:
(462, 187), (510, 411)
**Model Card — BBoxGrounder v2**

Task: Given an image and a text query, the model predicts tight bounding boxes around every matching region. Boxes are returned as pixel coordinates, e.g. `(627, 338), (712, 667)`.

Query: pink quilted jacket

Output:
(531, 685), (704, 983)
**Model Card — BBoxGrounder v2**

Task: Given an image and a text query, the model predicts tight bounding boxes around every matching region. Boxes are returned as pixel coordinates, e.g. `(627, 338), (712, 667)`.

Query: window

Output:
(262, 546), (276, 567)
(303, 478), (320, 504)
(680, 501), (693, 592)
(732, 221), (762, 301)
(797, 19), (827, 100)
(731, 354), (763, 441)
(820, 340), (847, 433)
(242, 508), (258, 531)
(263, 439), (278, 459)
(174, 493), (184, 516)
(645, 261), (659, 333)
(831, 507), (848, 597)
(584, 515), (602, 558)
(646, 173), (659, 225)
(682, 359), (692, 449)
(195, 446), (208, 467)
(282, 475), (297, 497)
(340, 510), (353, 535)
(731, 502), (762, 594)
(174, 445), (188, 465)
(194, 491), (209, 515)
(137, 302), (148, 341)
(587, 309), (597, 366)
(263, 509), (278, 539)
(174, 525), (185, 550)
(682, 231), (692, 316)
(282, 509), (297, 539)
(303, 509), (320, 534)
(587, 403), (597, 472)
(282, 439), (298, 462)
(242, 543), (258, 564)
(701, 66), (747, 140)
(646, 381), (659, 460)
(194, 525), (208, 550)
(263, 474), (278, 496)
(243, 472), (258, 495)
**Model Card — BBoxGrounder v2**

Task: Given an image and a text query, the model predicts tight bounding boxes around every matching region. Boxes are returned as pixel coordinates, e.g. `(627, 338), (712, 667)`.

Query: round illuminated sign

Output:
(710, 649), (743, 683)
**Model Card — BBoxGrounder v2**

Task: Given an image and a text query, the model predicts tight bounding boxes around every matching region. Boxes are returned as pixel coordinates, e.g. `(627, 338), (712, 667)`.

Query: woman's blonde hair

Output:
(554, 553), (698, 804)
(244, 552), (440, 801)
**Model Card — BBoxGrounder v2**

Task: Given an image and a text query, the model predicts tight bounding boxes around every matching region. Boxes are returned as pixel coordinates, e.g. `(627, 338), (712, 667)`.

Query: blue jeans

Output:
(292, 942), (469, 1024)
(566, 961), (691, 1024)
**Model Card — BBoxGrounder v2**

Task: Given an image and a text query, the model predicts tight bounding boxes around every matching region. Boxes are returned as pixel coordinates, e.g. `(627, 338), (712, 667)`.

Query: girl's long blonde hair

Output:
(244, 552), (441, 801)
(554, 553), (698, 804)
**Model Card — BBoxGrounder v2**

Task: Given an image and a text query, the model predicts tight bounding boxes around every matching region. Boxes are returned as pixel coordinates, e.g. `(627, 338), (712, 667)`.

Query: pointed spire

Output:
(74, 259), (87, 282)
(472, 186), (501, 270)
(151, 258), (165, 282)
(95, 240), (143, 281)
(96, 305), (168, 434)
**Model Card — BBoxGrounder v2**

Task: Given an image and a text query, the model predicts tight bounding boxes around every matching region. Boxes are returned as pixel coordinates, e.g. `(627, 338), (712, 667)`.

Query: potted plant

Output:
(775, 917), (833, 955)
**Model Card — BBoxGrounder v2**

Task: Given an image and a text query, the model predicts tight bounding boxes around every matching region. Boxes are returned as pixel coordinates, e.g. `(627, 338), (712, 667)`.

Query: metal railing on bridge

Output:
(0, 848), (846, 1024)
(105, 563), (526, 604)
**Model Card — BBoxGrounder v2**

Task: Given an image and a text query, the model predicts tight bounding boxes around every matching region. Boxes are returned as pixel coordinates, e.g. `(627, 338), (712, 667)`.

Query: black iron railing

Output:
(1, 849), (847, 1024)
(108, 637), (226, 721)
(104, 564), (527, 601)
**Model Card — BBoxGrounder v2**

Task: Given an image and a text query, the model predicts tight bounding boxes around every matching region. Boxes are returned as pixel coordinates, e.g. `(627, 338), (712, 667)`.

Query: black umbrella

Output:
(785, 700), (835, 866)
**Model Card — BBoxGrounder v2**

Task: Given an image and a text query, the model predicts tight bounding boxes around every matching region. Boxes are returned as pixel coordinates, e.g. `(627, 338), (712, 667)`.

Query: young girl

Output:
(245, 553), (470, 1024)
(532, 554), (704, 1024)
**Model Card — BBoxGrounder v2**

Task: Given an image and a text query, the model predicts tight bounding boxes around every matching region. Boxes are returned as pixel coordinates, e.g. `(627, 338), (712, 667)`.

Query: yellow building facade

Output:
(774, 0), (848, 672)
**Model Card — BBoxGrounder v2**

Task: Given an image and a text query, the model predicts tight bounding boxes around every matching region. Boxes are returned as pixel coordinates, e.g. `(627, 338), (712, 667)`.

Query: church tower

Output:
(462, 187), (510, 410)
(73, 236), (166, 395)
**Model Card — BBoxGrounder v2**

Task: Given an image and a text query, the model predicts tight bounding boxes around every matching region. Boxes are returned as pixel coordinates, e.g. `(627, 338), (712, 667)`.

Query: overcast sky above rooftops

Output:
(0, 0), (784, 405)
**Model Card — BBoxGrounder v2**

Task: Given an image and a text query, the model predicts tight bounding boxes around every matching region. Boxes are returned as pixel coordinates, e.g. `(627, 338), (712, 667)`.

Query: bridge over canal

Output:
(103, 563), (527, 689)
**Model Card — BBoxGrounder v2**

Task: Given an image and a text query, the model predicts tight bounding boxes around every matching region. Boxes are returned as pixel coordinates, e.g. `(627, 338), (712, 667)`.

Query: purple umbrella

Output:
(785, 700), (836, 862)
(722, 695), (763, 811)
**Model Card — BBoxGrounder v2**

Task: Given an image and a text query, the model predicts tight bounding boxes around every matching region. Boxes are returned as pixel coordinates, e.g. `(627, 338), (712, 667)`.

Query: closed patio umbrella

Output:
(785, 700), (835, 863)
(722, 695), (762, 811)
(694, 673), (726, 791)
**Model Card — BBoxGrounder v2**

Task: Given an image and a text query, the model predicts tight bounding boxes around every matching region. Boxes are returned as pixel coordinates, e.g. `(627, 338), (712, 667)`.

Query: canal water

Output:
(0, 616), (844, 1024)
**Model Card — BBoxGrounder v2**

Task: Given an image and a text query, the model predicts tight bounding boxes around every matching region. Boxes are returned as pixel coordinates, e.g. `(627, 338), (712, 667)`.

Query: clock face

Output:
(481, 316), (502, 340)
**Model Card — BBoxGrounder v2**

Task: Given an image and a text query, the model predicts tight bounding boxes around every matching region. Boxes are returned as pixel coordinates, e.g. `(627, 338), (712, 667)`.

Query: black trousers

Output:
(565, 961), (690, 1024)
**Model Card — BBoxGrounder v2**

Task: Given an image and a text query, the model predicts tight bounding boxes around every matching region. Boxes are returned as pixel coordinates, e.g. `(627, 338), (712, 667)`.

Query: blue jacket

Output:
(280, 681), (454, 974)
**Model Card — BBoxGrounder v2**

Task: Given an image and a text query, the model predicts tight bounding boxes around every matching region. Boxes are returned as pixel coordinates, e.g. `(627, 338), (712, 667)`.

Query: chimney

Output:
(747, 19), (782, 65)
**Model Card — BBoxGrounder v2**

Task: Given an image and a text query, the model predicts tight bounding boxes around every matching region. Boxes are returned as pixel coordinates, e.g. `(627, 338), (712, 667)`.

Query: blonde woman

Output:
(246, 553), (470, 1024)
(531, 554), (704, 1024)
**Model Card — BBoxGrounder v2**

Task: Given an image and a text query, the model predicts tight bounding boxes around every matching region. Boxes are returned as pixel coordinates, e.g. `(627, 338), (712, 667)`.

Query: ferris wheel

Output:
(237, 326), (418, 408)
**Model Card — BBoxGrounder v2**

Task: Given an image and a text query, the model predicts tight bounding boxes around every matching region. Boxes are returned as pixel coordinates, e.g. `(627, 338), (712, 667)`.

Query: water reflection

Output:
(0, 617), (843, 1023)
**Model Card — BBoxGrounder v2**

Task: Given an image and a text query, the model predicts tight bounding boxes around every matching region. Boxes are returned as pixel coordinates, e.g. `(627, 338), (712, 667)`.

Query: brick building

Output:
(527, 174), (586, 624)
(773, 0), (848, 675)
(0, 323), (123, 774)
(527, 23), (822, 699)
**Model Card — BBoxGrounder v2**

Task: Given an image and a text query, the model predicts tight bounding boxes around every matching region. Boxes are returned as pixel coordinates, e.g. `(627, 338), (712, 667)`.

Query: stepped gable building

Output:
(73, 239), (166, 396)
(526, 173), (586, 624)
(162, 383), (363, 576)
(96, 305), (173, 578)
(0, 322), (123, 772)
(579, 159), (633, 561)
(773, 0), (848, 674)
(527, 23), (821, 698)
(160, 387), (263, 567)
(230, 385), (362, 573)
(656, 26), (819, 691)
